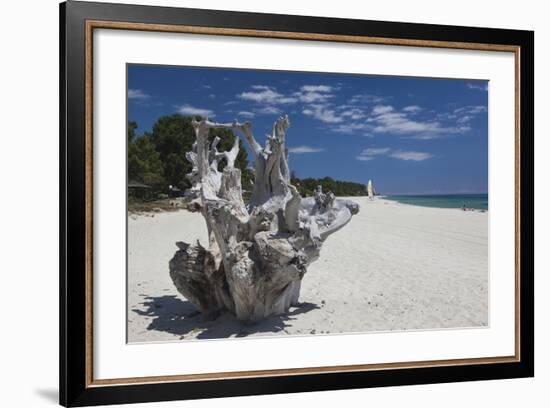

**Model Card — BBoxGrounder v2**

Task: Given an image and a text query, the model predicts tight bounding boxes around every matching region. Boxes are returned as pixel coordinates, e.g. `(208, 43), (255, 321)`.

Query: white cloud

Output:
(296, 92), (332, 103)
(331, 122), (370, 134)
(238, 111), (255, 118)
(370, 105), (466, 138)
(403, 105), (422, 113)
(300, 85), (333, 93)
(454, 105), (487, 115)
(128, 89), (150, 99)
(251, 85), (272, 90)
(356, 147), (391, 161)
(372, 105), (394, 115)
(322, 100), (484, 138)
(293, 84), (334, 103)
(288, 145), (325, 154)
(177, 104), (215, 117)
(356, 147), (432, 162)
(302, 104), (343, 123)
(256, 106), (282, 115)
(340, 107), (365, 120)
(232, 84), (487, 141)
(238, 86), (297, 104)
(301, 102), (365, 127)
(467, 83), (488, 91)
(349, 94), (387, 105)
(363, 147), (391, 155)
(389, 150), (433, 161)
(434, 105), (486, 129)
(457, 115), (473, 124)
(373, 112), (443, 134)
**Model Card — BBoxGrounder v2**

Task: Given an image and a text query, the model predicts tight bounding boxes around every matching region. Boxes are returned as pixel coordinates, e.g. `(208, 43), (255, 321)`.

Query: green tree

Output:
(291, 176), (367, 197)
(128, 121), (138, 142)
(149, 114), (249, 190)
(128, 133), (165, 190)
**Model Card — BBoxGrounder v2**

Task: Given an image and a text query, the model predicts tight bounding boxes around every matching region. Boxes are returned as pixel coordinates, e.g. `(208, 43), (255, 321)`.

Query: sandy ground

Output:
(127, 197), (488, 343)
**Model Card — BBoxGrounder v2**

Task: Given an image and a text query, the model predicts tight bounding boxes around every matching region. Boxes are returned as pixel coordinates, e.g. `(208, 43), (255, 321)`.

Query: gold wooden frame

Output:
(84, 20), (521, 388)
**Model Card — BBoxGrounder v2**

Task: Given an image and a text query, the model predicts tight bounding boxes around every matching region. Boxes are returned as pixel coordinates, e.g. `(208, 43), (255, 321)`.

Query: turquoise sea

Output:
(384, 194), (488, 211)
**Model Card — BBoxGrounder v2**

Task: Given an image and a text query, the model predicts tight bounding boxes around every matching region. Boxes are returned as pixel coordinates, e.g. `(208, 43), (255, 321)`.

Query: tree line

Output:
(291, 174), (367, 197)
(128, 114), (367, 200)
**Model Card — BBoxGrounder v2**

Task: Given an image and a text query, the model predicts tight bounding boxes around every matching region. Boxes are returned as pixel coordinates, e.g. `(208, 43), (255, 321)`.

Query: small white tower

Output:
(367, 180), (374, 200)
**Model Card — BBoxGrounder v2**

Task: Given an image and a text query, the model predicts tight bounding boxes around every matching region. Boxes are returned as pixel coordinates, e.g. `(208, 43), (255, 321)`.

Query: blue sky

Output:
(128, 64), (488, 194)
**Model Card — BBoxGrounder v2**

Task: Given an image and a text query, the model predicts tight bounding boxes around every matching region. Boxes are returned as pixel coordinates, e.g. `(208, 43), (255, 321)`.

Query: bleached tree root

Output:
(169, 116), (359, 323)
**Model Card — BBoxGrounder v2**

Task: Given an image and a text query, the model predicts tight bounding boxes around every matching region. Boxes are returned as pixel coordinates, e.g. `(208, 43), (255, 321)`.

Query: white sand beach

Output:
(127, 197), (488, 342)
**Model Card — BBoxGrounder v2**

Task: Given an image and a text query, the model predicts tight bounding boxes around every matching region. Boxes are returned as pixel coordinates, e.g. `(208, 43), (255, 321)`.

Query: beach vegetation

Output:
(128, 116), (366, 208)
(291, 175), (367, 197)
(128, 115), (252, 196)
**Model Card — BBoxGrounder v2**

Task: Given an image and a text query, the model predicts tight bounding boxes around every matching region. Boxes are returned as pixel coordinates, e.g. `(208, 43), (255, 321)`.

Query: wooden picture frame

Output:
(60, 1), (534, 406)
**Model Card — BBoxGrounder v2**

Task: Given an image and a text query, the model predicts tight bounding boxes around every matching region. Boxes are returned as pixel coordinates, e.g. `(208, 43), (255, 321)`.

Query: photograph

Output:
(126, 64), (489, 343)
(53, 1), (535, 405)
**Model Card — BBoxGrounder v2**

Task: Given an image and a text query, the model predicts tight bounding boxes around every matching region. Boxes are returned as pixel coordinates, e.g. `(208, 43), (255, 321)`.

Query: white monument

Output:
(367, 179), (374, 200)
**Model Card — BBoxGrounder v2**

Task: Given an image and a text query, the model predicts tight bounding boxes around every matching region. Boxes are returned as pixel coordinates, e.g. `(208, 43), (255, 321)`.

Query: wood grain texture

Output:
(87, 20), (520, 52)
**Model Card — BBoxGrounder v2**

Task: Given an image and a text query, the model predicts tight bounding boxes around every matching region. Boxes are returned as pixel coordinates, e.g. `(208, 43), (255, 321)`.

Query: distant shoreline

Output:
(382, 194), (488, 211)
(127, 194), (489, 216)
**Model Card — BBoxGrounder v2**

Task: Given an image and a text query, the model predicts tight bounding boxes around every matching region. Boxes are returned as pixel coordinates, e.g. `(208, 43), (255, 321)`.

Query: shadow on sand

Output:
(131, 295), (319, 340)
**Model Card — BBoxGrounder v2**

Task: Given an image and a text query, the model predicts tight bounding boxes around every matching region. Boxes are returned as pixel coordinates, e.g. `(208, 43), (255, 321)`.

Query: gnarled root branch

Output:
(169, 116), (359, 323)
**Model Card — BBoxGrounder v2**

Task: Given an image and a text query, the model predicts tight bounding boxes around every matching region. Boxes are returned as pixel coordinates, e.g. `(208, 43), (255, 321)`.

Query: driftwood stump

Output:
(169, 116), (359, 323)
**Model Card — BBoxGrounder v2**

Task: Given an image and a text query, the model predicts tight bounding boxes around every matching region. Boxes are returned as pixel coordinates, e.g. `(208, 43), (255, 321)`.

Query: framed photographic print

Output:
(60, 1), (534, 406)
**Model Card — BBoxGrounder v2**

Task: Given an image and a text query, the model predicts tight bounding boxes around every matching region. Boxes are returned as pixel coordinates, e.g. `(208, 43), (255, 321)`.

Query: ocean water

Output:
(384, 194), (488, 211)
